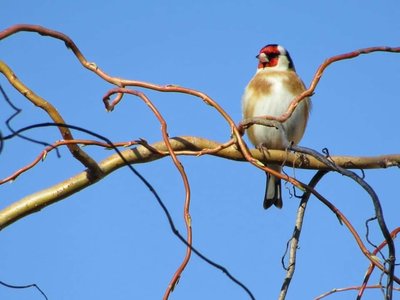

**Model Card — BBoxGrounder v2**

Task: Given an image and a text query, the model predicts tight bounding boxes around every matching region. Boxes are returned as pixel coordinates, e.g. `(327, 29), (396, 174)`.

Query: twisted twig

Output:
(279, 170), (329, 300)
(290, 145), (396, 299)
(0, 61), (103, 178)
(103, 87), (193, 299)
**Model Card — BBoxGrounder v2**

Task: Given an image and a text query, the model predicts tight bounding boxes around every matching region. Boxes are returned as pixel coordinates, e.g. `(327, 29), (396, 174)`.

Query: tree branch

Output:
(1, 133), (399, 231)
(279, 170), (329, 300)
(0, 60), (103, 179)
(290, 145), (396, 299)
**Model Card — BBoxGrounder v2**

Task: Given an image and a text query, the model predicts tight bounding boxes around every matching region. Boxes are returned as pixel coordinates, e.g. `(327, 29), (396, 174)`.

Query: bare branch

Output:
(0, 280), (48, 300)
(279, 170), (329, 300)
(104, 87), (193, 298)
(291, 145), (397, 299)
(0, 61), (103, 178)
(358, 227), (400, 299)
(2, 24), (399, 201)
(1, 24), (399, 299)
(240, 46), (400, 127)
(315, 284), (400, 300)
(1, 130), (400, 230)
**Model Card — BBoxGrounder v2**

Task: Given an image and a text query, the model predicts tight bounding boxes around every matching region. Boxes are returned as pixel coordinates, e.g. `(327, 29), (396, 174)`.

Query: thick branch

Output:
(0, 61), (103, 178)
(0, 136), (399, 230)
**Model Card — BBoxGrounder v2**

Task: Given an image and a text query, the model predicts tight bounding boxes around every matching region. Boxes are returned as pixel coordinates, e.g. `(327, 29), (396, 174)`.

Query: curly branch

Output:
(0, 60), (103, 178)
(0, 138), (145, 185)
(1, 24), (399, 299)
(1, 130), (400, 230)
(240, 46), (400, 126)
(315, 284), (400, 300)
(2, 24), (399, 206)
(104, 87), (193, 298)
(279, 170), (329, 300)
(358, 227), (400, 299)
(291, 145), (397, 299)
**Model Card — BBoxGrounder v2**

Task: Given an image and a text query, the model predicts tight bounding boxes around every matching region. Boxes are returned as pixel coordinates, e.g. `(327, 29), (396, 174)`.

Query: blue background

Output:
(1, 1), (399, 299)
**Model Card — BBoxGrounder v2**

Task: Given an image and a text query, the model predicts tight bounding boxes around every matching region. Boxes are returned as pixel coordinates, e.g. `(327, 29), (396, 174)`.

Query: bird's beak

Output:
(256, 52), (269, 63)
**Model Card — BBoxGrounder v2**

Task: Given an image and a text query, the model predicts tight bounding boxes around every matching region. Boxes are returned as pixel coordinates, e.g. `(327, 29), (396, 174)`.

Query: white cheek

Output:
(277, 45), (286, 55)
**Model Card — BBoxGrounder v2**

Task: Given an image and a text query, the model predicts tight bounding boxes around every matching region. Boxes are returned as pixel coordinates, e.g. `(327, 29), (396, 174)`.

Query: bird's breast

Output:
(242, 71), (309, 149)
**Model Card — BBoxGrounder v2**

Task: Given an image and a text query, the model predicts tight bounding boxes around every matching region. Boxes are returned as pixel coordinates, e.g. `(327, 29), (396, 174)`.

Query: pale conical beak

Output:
(256, 52), (269, 63)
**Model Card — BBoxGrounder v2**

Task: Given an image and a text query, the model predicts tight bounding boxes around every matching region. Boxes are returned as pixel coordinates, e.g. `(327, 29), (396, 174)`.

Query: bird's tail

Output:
(263, 167), (283, 209)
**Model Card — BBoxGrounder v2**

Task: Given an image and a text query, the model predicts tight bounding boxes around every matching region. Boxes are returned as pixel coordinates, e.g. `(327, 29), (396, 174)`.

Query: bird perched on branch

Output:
(242, 44), (311, 209)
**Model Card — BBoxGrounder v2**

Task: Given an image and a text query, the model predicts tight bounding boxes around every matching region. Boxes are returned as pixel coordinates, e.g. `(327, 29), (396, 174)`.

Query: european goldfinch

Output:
(242, 44), (311, 209)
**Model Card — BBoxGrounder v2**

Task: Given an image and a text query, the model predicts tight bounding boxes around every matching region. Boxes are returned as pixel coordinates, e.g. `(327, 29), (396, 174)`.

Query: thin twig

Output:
(1, 24), (399, 299)
(291, 145), (396, 299)
(0, 122), (256, 299)
(0, 84), (59, 154)
(315, 284), (400, 300)
(0, 138), (145, 184)
(279, 170), (329, 300)
(2, 24), (400, 198)
(0, 61), (103, 179)
(358, 227), (400, 299)
(104, 87), (193, 299)
(0, 280), (48, 300)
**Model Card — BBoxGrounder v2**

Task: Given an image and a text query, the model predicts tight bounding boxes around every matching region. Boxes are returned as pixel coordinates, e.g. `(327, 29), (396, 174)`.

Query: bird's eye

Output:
(268, 53), (279, 58)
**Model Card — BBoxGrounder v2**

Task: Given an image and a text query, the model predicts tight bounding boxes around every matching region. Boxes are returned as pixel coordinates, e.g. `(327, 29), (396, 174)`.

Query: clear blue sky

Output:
(1, 1), (399, 299)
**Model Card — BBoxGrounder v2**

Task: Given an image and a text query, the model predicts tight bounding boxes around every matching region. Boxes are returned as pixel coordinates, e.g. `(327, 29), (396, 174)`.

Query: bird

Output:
(242, 44), (311, 209)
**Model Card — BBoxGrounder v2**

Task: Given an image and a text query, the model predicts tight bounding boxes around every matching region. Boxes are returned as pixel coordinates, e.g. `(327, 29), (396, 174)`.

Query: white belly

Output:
(243, 75), (308, 149)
